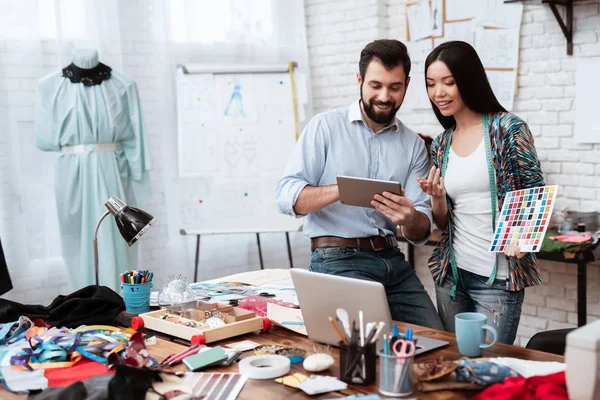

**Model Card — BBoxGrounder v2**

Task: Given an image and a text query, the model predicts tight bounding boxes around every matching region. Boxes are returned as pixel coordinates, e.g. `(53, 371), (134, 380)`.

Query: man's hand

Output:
(371, 189), (417, 227)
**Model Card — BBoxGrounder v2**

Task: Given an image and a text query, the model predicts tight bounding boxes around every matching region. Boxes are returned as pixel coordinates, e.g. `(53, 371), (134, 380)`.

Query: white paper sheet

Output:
(216, 268), (291, 286)
(444, 0), (476, 21)
(295, 72), (308, 105)
(474, 0), (523, 29)
(267, 302), (307, 336)
(431, 0), (444, 37)
(575, 60), (600, 143)
(404, 71), (431, 110)
(406, 0), (433, 41)
(259, 278), (295, 291)
(489, 358), (565, 378)
(406, 39), (433, 63)
(486, 69), (517, 111)
(475, 27), (520, 69)
(433, 20), (476, 47)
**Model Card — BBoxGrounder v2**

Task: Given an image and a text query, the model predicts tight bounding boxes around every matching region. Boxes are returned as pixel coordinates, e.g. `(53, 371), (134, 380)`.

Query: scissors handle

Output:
(393, 339), (416, 358)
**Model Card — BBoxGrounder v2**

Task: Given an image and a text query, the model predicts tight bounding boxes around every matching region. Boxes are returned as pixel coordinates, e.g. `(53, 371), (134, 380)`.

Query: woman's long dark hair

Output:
(424, 41), (506, 130)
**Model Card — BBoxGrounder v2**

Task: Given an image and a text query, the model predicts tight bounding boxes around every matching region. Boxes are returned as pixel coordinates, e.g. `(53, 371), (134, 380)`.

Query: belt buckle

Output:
(369, 237), (385, 252)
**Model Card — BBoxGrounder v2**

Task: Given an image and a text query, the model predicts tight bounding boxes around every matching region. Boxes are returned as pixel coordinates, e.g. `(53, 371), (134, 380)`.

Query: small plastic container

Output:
(378, 350), (415, 397)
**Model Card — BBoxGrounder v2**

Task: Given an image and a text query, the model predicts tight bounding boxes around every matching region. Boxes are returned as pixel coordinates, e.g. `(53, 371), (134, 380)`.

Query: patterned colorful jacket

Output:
(428, 112), (545, 291)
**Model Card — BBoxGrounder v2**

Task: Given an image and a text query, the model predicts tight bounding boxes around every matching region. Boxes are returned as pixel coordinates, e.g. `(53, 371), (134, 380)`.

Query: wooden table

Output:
(1, 322), (563, 399)
(398, 230), (598, 327)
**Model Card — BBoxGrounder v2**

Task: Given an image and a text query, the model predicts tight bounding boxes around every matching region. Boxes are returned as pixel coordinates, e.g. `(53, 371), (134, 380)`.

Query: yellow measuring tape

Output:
(71, 325), (136, 334)
(288, 62), (300, 142)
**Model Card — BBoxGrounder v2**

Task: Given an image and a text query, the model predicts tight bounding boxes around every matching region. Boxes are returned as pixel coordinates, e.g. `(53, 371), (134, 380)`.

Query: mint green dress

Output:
(35, 50), (151, 291)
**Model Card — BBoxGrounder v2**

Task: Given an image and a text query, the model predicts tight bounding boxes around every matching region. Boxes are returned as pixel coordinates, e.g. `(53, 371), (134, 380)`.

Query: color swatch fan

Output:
(490, 185), (558, 253)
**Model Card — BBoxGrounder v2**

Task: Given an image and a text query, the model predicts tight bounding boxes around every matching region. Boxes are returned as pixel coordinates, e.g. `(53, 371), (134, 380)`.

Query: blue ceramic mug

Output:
(455, 312), (498, 357)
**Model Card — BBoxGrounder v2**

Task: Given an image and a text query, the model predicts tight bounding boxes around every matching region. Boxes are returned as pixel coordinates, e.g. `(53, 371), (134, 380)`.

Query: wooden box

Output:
(132, 300), (270, 344)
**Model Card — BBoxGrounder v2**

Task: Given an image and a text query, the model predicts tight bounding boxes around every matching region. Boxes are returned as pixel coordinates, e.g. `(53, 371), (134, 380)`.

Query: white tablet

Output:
(337, 176), (402, 208)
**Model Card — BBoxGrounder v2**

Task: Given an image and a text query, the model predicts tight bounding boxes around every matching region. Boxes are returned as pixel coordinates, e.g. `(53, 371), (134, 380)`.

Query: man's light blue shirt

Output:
(275, 100), (432, 245)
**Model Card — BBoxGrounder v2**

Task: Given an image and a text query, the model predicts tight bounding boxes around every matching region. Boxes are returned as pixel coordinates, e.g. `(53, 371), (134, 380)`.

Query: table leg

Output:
(286, 232), (294, 268)
(577, 258), (587, 327)
(256, 233), (265, 270)
(193, 235), (201, 283)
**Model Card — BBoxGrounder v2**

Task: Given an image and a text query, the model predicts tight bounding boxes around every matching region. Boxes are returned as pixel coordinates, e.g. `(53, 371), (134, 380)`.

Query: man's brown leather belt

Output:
(311, 235), (398, 252)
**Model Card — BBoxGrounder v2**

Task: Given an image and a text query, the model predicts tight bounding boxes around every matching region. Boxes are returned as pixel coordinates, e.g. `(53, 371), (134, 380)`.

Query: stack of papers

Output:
(488, 357), (565, 378)
(267, 303), (307, 336)
(296, 375), (347, 395)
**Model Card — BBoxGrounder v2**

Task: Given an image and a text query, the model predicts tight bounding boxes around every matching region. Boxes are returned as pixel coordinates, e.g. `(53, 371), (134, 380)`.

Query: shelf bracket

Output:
(543, 0), (574, 55)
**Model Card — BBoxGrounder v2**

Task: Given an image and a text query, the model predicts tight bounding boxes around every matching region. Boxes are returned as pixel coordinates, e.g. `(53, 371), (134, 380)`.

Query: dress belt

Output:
(311, 235), (398, 252)
(61, 143), (122, 154)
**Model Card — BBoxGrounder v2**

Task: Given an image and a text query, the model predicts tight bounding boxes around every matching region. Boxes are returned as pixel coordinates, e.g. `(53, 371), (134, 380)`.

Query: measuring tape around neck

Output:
(440, 113), (498, 299)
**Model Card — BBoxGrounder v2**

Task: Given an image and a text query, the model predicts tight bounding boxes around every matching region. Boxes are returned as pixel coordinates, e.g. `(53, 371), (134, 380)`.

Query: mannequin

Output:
(35, 49), (152, 291)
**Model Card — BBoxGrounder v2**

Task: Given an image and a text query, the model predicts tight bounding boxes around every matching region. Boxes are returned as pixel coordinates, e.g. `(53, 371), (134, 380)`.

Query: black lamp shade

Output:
(94, 196), (156, 286)
(114, 205), (156, 246)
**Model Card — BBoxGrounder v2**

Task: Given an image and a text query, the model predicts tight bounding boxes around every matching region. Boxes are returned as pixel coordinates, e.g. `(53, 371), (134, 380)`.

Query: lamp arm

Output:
(93, 210), (112, 286)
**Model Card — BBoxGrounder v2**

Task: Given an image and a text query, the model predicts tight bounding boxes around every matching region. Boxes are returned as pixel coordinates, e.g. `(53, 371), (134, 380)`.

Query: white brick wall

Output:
(304, 0), (600, 346)
(0, 0), (598, 349)
(0, 1), (312, 306)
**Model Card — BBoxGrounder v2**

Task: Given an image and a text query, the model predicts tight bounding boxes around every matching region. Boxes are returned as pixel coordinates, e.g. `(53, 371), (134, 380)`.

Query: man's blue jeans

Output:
(435, 268), (525, 345)
(309, 246), (444, 330)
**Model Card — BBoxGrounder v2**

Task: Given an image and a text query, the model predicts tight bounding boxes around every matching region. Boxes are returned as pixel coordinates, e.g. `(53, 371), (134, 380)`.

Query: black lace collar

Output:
(62, 62), (112, 86)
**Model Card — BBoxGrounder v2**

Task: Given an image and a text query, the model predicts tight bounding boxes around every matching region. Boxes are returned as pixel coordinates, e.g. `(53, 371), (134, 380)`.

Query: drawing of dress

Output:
(224, 82), (246, 117)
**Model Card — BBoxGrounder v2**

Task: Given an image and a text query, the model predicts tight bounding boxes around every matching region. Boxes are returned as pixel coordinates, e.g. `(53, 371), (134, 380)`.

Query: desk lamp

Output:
(93, 196), (156, 285)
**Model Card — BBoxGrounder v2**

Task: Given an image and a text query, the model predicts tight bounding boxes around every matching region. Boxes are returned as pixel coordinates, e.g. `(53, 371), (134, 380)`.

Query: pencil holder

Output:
(121, 282), (153, 314)
(339, 341), (376, 385)
(378, 350), (415, 397)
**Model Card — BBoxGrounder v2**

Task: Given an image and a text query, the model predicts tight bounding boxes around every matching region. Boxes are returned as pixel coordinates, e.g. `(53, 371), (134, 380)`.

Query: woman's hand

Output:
(505, 241), (525, 259)
(417, 166), (446, 198)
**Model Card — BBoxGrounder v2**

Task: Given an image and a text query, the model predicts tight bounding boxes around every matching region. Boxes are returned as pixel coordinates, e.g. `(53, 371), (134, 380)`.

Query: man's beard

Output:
(360, 83), (402, 125)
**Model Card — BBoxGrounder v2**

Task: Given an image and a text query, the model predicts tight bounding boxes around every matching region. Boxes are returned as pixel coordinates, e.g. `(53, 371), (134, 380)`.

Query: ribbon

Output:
(9, 326), (131, 370)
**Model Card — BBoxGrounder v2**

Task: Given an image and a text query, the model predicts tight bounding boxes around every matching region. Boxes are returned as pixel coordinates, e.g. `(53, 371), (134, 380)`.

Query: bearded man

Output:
(275, 39), (443, 330)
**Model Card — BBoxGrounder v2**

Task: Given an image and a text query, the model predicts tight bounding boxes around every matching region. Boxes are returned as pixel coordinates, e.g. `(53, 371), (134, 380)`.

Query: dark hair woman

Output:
(417, 41), (544, 345)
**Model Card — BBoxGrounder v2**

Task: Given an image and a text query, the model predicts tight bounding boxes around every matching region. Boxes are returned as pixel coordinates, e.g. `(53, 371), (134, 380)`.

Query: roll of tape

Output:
(238, 355), (291, 379)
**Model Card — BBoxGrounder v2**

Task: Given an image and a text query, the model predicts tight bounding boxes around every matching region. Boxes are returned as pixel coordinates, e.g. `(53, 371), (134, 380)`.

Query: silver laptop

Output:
(290, 269), (448, 355)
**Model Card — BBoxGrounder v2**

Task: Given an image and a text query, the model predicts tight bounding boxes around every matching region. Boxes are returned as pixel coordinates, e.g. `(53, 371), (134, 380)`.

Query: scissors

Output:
(393, 339), (416, 391)
(393, 339), (416, 366)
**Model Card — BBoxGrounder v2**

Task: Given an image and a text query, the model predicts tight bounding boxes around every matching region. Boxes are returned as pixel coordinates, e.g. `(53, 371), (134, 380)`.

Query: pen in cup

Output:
(329, 316), (348, 344)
